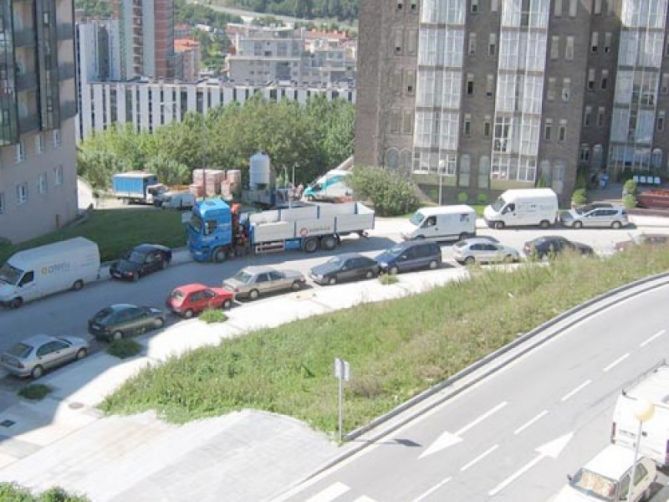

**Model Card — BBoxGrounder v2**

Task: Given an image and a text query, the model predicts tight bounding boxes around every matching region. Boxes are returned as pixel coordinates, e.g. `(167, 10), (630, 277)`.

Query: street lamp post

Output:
(627, 398), (655, 502)
(438, 160), (445, 205)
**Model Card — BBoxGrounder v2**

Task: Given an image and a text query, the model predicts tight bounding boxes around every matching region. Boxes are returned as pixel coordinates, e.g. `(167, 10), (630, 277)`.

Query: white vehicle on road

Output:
(402, 205), (476, 241)
(0, 238), (100, 309)
(484, 188), (558, 229)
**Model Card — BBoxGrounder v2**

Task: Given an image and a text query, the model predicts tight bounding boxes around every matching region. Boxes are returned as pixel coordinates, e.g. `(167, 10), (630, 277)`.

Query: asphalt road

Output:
(278, 283), (669, 502)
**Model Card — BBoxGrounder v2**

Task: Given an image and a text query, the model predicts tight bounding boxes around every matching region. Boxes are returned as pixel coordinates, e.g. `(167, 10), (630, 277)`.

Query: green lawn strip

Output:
(0, 209), (185, 263)
(0, 482), (89, 501)
(107, 339), (143, 359)
(101, 247), (669, 434)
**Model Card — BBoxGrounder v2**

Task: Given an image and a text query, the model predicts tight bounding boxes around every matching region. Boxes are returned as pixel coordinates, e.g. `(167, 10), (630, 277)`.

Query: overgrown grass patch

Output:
(199, 309), (228, 324)
(101, 246), (669, 434)
(0, 209), (185, 263)
(0, 482), (89, 501)
(18, 384), (52, 401)
(107, 339), (142, 359)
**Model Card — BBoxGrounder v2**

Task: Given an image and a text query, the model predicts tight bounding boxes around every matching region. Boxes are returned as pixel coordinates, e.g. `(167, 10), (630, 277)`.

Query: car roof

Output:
(109, 303), (140, 311)
(334, 252), (365, 260)
(583, 445), (639, 479)
(461, 237), (500, 245)
(173, 283), (208, 293)
(416, 205), (475, 217)
(535, 235), (566, 242)
(132, 244), (164, 253)
(13, 334), (54, 348)
(240, 265), (277, 274)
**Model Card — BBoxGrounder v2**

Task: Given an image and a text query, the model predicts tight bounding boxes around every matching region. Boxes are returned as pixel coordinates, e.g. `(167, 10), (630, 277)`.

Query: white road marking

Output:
(305, 482), (350, 502)
(640, 329), (665, 347)
(460, 444), (499, 472)
(456, 401), (508, 435)
(513, 410), (549, 435)
(412, 477), (452, 502)
(603, 353), (630, 372)
(560, 379), (592, 402)
(488, 432), (573, 496)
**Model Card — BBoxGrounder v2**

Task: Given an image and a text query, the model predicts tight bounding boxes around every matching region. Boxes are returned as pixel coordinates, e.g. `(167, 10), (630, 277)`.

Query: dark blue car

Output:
(375, 241), (442, 275)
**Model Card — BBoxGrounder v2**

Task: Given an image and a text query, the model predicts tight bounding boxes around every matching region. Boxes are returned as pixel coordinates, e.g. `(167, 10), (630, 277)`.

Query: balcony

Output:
(59, 62), (75, 81)
(61, 100), (77, 119)
(14, 28), (36, 47)
(18, 113), (39, 134)
(15, 71), (37, 91)
(57, 24), (73, 41)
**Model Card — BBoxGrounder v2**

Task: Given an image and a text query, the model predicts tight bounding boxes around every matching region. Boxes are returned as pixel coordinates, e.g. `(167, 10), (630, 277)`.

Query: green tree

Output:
(350, 166), (419, 216)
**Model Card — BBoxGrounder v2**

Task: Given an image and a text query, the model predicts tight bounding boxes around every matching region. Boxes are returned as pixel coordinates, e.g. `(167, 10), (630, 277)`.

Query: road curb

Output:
(272, 271), (669, 500)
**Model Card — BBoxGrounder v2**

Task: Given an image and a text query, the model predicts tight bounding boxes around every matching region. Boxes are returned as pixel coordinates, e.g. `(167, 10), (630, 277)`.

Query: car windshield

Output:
(327, 256), (343, 265)
(387, 245), (405, 255)
(491, 196), (506, 212)
(0, 263), (23, 285)
(409, 211), (425, 226)
(189, 214), (204, 234)
(7, 342), (32, 358)
(126, 251), (145, 264)
(170, 290), (184, 300)
(232, 271), (254, 284)
(454, 240), (468, 248)
(93, 308), (114, 322)
(561, 210), (574, 220)
(569, 468), (616, 501)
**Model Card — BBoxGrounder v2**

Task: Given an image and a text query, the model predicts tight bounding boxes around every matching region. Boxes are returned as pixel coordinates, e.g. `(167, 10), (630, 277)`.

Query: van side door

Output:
(17, 271), (38, 301)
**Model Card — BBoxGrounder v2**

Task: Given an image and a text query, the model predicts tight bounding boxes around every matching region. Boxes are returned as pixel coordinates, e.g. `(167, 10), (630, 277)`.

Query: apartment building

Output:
(114, 0), (175, 80)
(0, 0), (78, 244)
(355, 0), (669, 204)
(76, 80), (356, 141)
(174, 38), (201, 82)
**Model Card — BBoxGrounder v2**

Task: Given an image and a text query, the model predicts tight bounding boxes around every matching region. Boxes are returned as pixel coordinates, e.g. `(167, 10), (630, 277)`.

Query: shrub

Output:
(107, 339), (142, 359)
(623, 193), (637, 209)
(476, 193), (488, 204)
(571, 188), (587, 206)
(18, 384), (52, 401)
(0, 483), (90, 502)
(623, 179), (638, 197)
(457, 192), (469, 203)
(379, 274), (399, 285)
(350, 166), (419, 216)
(200, 309), (228, 324)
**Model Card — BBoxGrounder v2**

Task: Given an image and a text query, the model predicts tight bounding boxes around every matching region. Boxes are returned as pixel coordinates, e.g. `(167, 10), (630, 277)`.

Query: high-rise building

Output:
(115, 0), (175, 80)
(174, 38), (201, 82)
(0, 0), (79, 243)
(355, 0), (669, 204)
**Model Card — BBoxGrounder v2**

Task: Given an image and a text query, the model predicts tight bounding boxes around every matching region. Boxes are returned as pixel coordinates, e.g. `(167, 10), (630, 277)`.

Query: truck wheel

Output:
(30, 365), (44, 379)
(213, 248), (228, 263)
(9, 297), (22, 309)
(540, 220), (551, 229)
(321, 235), (338, 251)
(249, 289), (260, 301)
(303, 237), (319, 253)
(494, 221), (505, 230)
(72, 280), (84, 291)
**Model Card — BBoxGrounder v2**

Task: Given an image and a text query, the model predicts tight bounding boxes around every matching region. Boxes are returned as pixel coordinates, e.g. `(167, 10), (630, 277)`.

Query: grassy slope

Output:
(0, 209), (186, 263)
(102, 246), (669, 435)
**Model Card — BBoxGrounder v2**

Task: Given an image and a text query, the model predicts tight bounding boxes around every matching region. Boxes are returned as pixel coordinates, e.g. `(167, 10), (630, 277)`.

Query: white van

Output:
(402, 205), (476, 241)
(0, 237), (100, 309)
(158, 191), (196, 210)
(484, 188), (559, 229)
(611, 362), (669, 468)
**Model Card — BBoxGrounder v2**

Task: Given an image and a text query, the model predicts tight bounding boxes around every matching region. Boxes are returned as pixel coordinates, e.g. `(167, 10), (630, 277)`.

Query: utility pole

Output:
(334, 358), (351, 443)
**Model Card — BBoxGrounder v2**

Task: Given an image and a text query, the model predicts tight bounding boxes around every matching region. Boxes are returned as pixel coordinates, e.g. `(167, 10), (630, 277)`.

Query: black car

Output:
(88, 304), (166, 341)
(309, 253), (380, 285)
(110, 244), (172, 281)
(523, 236), (594, 259)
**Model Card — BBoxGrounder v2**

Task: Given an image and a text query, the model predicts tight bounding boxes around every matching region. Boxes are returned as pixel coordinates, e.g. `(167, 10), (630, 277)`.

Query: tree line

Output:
(77, 95), (355, 191)
(230, 0), (358, 22)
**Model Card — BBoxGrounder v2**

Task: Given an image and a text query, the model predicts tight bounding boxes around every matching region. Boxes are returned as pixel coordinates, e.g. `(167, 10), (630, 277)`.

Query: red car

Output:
(166, 283), (234, 318)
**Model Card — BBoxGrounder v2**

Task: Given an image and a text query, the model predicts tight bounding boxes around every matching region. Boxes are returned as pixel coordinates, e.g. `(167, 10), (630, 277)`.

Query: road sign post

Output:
(334, 357), (351, 443)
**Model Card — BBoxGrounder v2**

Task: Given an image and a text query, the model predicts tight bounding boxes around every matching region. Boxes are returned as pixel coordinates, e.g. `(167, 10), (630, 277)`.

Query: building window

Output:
(403, 110), (414, 135)
(468, 33), (477, 55)
(584, 106), (592, 127)
(568, 0), (577, 16)
(488, 34), (497, 56)
(662, 74), (669, 94)
(558, 119), (567, 142)
(652, 149), (663, 169)
(16, 183), (28, 205)
(565, 37), (574, 60)
(657, 111), (665, 131)
(407, 29), (418, 55)
(594, 0), (602, 14)
(463, 114), (472, 137)
(601, 70), (609, 90)
(486, 74), (494, 96)
(38, 172), (47, 194)
(53, 129), (61, 147)
(604, 32), (612, 53)
(54, 165), (64, 186)
(471, 0), (479, 13)
(591, 32), (599, 53)
(580, 144), (591, 162)
(410, 0), (417, 12)
(587, 69), (595, 90)
(484, 115), (491, 137)
(554, 0), (562, 16)
(551, 36), (559, 60)
(390, 110), (401, 134)
(396, 0), (403, 10)
(405, 70), (416, 95)
(35, 134), (43, 155)
(394, 29), (403, 54)
(544, 118), (553, 141)
(466, 74), (474, 95)
(597, 106), (606, 127)
(491, 0), (498, 12)
(562, 78), (571, 102)
(459, 154), (471, 187)
(547, 77), (556, 101)
(607, 0), (614, 15)
(16, 141), (25, 163)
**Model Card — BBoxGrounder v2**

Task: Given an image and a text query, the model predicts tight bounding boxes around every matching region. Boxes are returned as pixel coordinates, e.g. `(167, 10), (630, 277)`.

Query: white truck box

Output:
(611, 362), (669, 467)
(0, 237), (100, 308)
(402, 205), (476, 241)
(484, 188), (559, 229)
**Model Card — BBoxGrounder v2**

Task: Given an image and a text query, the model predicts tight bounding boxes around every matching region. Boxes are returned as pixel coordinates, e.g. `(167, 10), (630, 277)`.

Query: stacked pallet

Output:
(189, 184), (204, 197)
(205, 170), (225, 197)
(223, 169), (242, 199)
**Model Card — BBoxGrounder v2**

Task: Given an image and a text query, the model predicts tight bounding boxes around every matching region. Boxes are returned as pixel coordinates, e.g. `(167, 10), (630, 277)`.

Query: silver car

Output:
(453, 237), (521, 265)
(1, 334), (89, 379)
(223, 266), (306, 300)
(560, 205), (628, 229)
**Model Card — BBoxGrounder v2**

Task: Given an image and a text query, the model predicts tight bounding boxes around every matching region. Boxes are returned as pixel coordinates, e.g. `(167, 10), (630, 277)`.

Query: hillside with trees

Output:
(228, 0), (358, 22)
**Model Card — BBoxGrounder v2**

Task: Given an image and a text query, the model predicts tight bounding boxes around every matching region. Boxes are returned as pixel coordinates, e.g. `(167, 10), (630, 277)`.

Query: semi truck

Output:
(112, 172), (167, 205)
(186, 199), (375, 262)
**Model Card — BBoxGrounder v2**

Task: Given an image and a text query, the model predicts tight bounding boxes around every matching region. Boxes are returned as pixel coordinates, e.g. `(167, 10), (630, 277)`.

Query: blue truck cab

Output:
(187, 199), (234, 262)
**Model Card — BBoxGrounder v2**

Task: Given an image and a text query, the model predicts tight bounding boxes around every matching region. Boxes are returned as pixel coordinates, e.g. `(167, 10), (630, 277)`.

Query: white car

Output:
(553, 444), (656, 502)
(452, 237), (520, 265)
(560, 205), (629, 229)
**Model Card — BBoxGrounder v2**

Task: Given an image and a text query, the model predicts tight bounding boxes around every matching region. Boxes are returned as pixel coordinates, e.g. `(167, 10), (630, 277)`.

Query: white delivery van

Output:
(159, 191), (196, 210)
(484, 188), (559, 229)
(0, 237), (100, 308)
(611, 361), (669, 468)
(402, 205), (476, 241)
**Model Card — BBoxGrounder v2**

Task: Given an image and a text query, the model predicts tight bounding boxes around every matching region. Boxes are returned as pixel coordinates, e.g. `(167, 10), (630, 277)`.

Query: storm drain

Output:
(0, 420), (15, 428)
